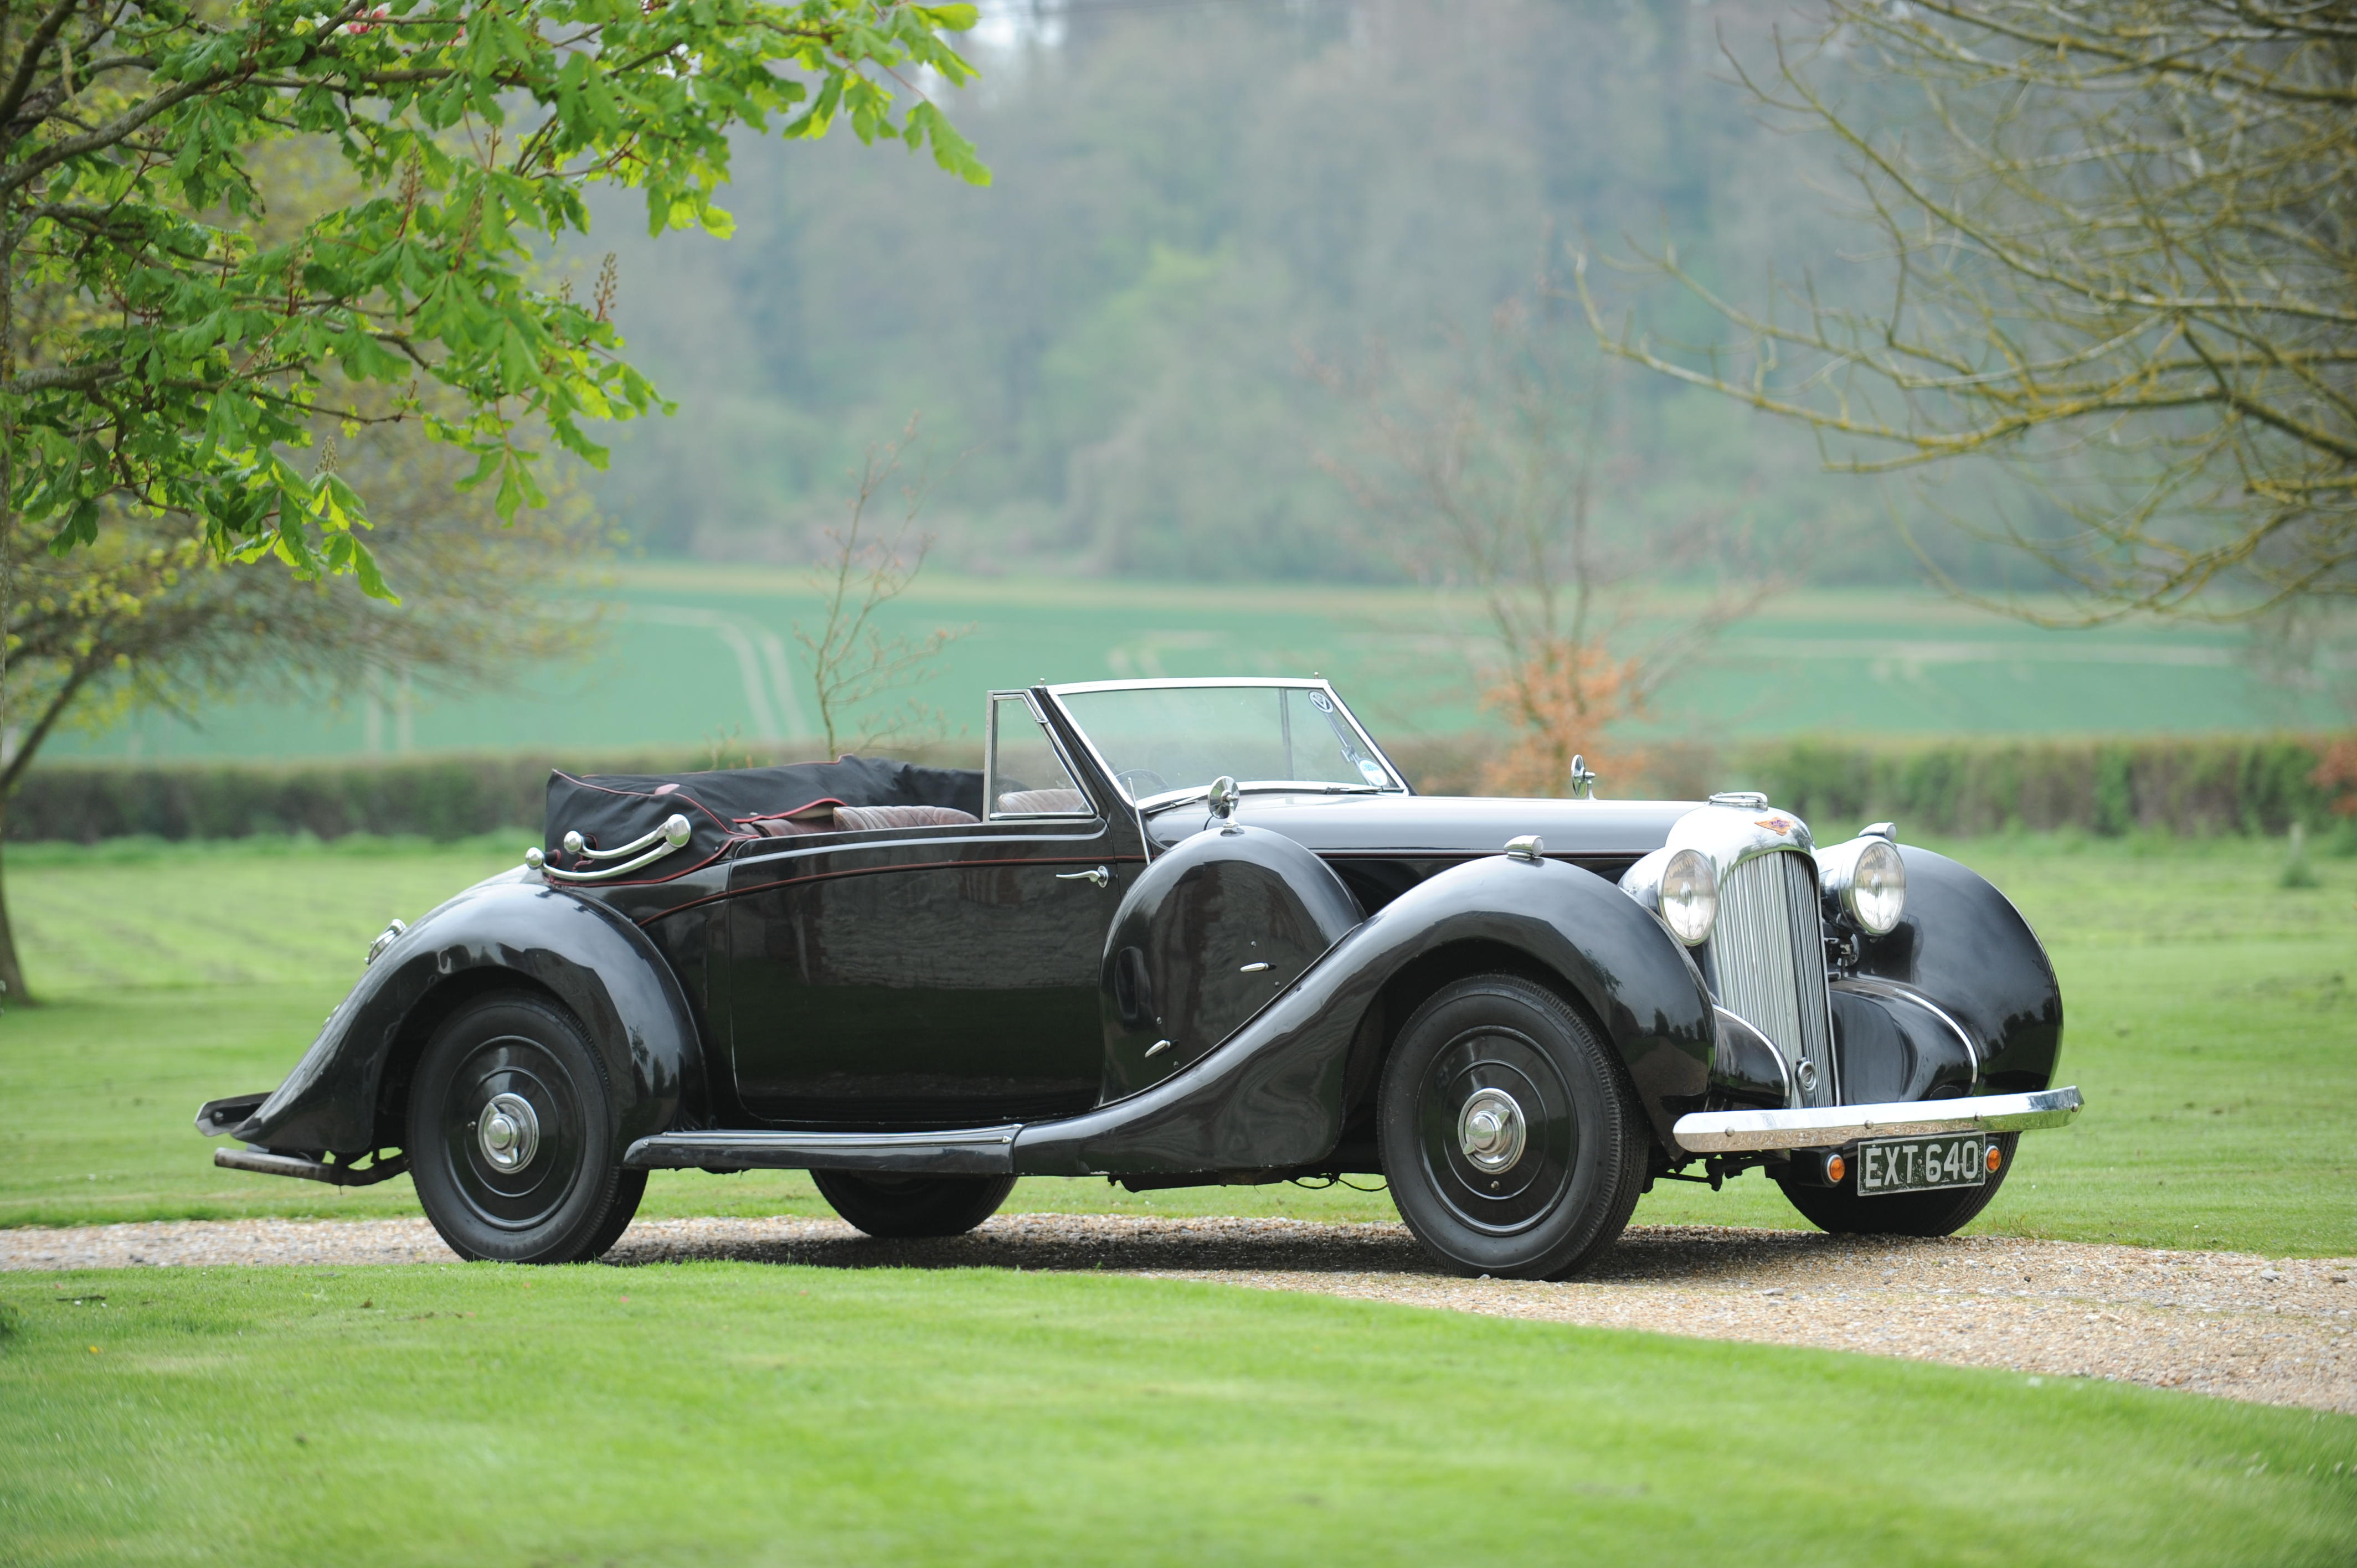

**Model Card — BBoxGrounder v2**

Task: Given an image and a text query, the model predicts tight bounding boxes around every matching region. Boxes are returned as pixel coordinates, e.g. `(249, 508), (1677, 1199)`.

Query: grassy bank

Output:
(1, 829), (2349, 1252)
(2, 1264), (2352, 1566)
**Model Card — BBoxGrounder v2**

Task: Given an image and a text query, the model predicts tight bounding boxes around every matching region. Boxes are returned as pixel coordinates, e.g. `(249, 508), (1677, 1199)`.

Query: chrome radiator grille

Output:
(1712, 849), (1838, 1108)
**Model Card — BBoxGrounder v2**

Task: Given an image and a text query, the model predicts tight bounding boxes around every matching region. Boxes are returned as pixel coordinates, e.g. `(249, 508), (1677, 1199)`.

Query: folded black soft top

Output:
(542, 756), (985, 883)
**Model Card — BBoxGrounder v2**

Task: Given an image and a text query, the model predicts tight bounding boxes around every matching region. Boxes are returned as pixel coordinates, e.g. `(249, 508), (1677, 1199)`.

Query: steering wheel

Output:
(1114, 768), (1170, 799)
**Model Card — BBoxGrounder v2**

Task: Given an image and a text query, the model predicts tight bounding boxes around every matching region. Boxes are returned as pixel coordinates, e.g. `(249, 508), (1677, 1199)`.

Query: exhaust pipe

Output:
(212, 1148), (410, 1187)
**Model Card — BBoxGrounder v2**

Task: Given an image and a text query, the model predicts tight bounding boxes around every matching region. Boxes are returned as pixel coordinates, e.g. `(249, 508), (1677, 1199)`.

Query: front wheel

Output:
(1773, 1133), (2020, 1236)
(812, 1170), (1017, 1239)
(408, 992), (646, 1264)
(1377, 975), (1649, 1280)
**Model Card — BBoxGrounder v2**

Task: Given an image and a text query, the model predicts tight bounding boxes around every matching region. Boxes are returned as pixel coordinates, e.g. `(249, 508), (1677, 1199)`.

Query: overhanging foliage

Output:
(0, 0), (985, 590)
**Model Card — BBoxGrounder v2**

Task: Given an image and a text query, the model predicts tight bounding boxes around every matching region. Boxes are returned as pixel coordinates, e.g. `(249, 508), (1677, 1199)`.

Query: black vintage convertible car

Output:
(198, 678), (2081, 1277)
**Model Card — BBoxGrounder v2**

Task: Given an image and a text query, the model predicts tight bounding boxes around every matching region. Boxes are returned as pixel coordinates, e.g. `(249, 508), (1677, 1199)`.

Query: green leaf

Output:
(8, 0), (988, 591)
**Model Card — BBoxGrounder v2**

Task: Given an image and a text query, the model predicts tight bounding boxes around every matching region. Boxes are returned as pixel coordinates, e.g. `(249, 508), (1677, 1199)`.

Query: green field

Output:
(42, 571), (2340, 765)
(2, 829), (2350, 1253)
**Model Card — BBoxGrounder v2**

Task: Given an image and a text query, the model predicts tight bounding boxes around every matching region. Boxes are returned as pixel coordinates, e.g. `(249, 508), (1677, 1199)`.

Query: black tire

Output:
(1773, 1133), (2021, 1237)
(811, 1170), (1017, 1239)
(1377, 975), (1649, 1280)
(406, 992), (647, 1264)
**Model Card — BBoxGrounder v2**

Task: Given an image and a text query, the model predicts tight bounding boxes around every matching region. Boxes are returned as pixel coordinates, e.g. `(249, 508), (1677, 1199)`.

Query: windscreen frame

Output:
(1042, 677), (1413, 811)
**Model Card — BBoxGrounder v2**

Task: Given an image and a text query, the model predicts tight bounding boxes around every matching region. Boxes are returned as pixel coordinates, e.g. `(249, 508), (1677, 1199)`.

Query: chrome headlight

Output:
(1660, 848), (1718, 945)
(1818, 833), (1907, 936)
(1621, 846), (1718, 947)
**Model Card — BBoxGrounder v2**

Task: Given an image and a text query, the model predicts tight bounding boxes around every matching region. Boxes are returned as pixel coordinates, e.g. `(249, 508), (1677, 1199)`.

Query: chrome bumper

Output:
(1672, 1086), (2083, 1154)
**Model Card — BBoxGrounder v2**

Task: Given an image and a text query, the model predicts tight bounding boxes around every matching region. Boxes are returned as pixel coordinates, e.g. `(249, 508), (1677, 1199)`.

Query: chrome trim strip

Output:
(1833, 974), (1983, 1070)
(624, 1125), (1022, 1175)
(1714, 1005), (1793, 1108)
(1672, 1087), (2083, 1153)
(1049, 676), (1347, 693)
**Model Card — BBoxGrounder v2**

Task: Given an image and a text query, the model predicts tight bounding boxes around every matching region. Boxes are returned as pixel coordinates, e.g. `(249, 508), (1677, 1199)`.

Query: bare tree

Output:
(792, 420), (971, 756)
(1320, 295), (1784, 796)
(1582, 0), (2356, 622)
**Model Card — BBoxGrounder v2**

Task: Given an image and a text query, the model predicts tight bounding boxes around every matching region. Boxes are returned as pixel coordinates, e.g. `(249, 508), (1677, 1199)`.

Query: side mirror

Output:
(1206, 775), (1239, 822)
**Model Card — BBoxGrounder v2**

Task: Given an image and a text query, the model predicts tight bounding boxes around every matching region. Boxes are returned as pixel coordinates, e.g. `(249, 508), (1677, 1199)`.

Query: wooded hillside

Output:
(583, 0), (2006, 587)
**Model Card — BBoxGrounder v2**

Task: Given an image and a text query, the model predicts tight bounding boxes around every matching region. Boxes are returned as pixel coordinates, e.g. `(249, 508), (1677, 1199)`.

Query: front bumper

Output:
(1672, 1086), (2083, 1154)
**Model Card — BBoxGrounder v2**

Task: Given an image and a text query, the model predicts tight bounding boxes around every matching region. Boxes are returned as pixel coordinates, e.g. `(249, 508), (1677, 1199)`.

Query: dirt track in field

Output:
(4, 1213), (2350, 1414)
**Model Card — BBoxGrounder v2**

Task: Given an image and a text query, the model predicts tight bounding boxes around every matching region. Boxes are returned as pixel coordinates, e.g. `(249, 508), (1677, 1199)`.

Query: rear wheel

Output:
(1773, 1133), (2020, 1236)
(408, 992), (646, 1264)
(811, 1170), (1017, 1239)
(1377, 975), (1648, 1280)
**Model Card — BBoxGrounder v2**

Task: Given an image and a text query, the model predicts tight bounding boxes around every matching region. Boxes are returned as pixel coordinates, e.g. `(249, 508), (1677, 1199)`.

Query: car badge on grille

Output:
(1754, 816), (1795, 835)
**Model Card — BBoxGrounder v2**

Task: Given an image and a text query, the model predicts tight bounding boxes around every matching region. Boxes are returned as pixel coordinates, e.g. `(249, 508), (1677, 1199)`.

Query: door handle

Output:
(1056, 865), (1111, 889)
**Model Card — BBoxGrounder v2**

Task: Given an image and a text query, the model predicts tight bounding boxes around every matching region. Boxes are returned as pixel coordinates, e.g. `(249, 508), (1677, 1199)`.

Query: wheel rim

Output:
(435, 1032), (587, 1231)
(1416, 1025), (1578, 1234)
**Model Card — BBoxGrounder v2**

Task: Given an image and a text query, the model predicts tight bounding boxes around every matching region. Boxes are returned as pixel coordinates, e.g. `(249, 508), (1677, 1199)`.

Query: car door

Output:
(725, 697), (1134, 1127)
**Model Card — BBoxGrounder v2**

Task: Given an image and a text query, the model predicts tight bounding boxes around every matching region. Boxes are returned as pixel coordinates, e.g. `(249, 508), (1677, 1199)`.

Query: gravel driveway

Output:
(6, 1213), (2350, 1414)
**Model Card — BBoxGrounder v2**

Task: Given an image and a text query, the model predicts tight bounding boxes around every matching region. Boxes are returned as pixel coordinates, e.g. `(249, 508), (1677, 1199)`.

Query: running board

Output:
(624, 1126), (1021, 1177)
(1672, 1086), (2083, 1154)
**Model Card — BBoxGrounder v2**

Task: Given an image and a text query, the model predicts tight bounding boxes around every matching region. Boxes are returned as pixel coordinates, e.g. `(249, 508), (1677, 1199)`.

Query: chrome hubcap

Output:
(1457, 1087), (1527, 1173)
(477, 1092), (541, 1173)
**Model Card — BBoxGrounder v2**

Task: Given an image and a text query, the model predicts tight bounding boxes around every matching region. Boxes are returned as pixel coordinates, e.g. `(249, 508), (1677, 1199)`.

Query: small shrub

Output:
(2279, 823), (2320, 889)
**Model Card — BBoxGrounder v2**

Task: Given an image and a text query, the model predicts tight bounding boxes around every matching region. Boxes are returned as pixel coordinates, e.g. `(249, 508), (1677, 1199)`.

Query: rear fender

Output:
(233, 872), (704, 1158)
(1013, 853), (1713, 1175)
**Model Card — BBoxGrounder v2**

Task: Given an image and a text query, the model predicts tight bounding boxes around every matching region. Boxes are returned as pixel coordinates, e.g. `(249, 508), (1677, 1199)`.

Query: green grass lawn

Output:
(2, 1263), (2352, 1567)
(2, 827), (2350, 1254)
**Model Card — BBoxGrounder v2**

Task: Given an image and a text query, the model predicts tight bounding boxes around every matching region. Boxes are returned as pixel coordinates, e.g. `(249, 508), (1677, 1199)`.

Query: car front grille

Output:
(1710, 849), (1838, 1108)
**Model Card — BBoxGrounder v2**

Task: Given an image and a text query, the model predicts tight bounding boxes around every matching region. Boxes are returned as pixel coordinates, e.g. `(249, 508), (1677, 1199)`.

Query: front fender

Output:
(234, 873), (704, 1158)
(1852, 847), (2063, 1094)
(1012, 853), (1713, 1175)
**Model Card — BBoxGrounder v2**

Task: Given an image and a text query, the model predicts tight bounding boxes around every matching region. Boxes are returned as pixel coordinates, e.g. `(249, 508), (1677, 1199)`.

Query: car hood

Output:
(1143, 793), (1699, 862)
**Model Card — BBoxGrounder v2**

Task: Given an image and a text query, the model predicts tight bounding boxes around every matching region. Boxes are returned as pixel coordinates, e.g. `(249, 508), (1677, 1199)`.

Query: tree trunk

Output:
(0, 797), (29, 1007)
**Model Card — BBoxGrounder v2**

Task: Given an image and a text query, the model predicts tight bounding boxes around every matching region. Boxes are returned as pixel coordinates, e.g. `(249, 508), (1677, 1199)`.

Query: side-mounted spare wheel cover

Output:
(1100, 822), (1363, 1100)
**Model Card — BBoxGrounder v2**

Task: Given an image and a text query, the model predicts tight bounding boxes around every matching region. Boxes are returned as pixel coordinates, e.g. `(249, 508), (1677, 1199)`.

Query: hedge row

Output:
(1362, 733), (2348, 838)
(1704, 734), (2344, 838)
(2, 742), (983, 844)
(5, 733), (2343, 843)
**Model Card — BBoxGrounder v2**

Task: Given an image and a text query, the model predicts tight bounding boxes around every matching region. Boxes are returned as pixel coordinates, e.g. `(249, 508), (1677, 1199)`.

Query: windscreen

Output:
(1058, 685), (1399, 803)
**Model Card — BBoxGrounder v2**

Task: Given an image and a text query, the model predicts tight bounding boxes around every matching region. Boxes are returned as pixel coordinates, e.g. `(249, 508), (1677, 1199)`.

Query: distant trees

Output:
(588, 0), (1869, 585)
(1584, 0), (2356, 622)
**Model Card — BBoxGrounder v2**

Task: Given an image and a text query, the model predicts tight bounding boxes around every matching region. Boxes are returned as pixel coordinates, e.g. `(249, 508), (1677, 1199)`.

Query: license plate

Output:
(1856, 1134), (1987, 1195)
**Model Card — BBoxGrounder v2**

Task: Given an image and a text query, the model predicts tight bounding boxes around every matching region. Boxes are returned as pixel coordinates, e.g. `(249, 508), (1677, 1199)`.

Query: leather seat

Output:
(994, 788), (1089, 815)
(744, 802), (980, 837)
(832, 804), (980, 831)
